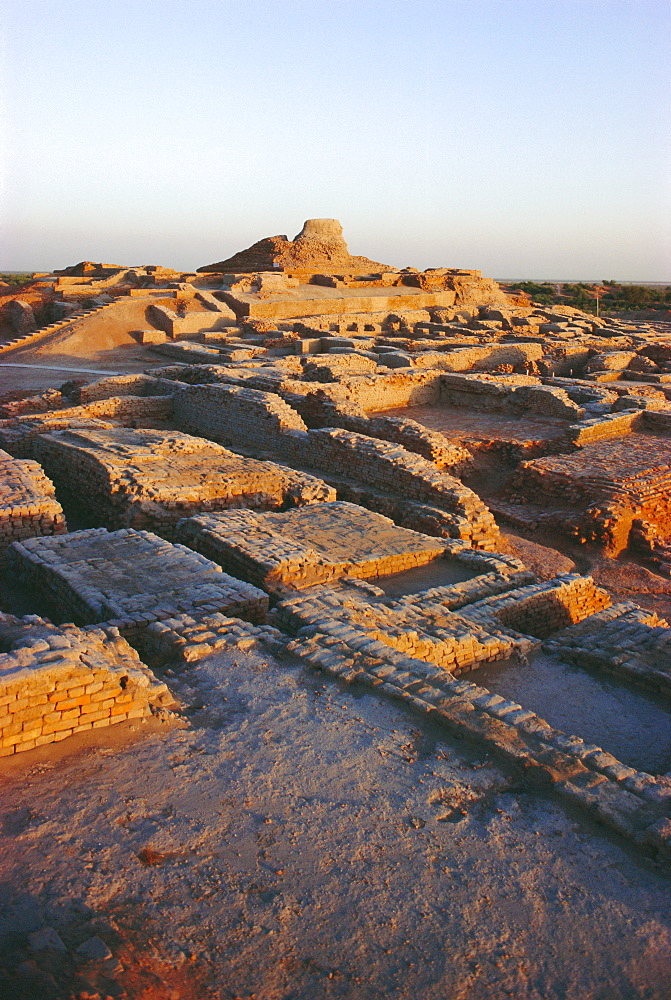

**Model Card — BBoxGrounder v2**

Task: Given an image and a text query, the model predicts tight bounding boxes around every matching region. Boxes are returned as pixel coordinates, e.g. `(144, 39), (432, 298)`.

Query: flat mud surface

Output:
(374, 557), (477, 596)
(1, 646), (670, 1000)
(476, 651), (671, 774)
(369, 404), (567, 445)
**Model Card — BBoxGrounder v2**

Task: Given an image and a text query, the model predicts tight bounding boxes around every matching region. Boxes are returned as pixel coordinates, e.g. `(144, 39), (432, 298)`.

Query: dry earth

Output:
(1, 645), (671, 1000)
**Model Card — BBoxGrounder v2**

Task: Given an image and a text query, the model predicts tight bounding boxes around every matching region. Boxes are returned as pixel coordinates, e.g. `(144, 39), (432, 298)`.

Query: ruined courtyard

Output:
(0, 221), (670, 998)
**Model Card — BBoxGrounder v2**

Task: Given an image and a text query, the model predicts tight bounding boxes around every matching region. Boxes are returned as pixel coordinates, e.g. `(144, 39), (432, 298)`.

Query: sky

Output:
(1, 0), (670, 279)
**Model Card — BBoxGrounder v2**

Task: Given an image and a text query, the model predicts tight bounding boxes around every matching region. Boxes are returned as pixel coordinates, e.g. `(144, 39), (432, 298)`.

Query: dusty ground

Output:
(1, 646), (671, 1000)
(371, 404), (567, 447)
(0, 303), (167, 396)
(503, 527), (671, 622)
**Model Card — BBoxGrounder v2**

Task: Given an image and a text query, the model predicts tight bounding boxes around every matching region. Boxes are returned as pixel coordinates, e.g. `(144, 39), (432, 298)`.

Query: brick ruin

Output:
(1, 221), (670, 859)
(0, 613), (173, 756)
(0, 447), (66, 558)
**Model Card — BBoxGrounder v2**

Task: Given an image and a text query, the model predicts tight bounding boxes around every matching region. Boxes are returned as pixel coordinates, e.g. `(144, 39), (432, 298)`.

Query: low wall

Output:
(461, 575), (611, 639)
(290, 428), (500, 550)
(76, 374), (181, 403)
(412, 343), (544, 372)
(0, 617), (173, 757)
(175, 503), (450, 593)
(222, 289), (459, 321)
(0, 451), (66, 556)
(0, 396), (173, 458)
(566, 409), (644, 445)
(172, 383), (308, 451)
(438, 373), (582, 420)
(282, 391), (471, 470)
(8, 528), (269, 627)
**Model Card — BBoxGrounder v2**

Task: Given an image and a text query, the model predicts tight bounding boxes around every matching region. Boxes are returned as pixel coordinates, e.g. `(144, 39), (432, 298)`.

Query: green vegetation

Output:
(505, 280), (671, 314)
(0, 272), (34, 287)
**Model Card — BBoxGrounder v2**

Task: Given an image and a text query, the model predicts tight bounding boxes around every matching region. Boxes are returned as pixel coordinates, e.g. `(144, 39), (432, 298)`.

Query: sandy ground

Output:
(0, 301), (169, 396)
(1, 646), (671, 1000)
(371, 405), (567, 446)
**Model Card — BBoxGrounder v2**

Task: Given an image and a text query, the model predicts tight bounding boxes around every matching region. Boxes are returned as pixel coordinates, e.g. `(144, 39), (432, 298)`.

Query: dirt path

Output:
(1, 646), (670, 1000)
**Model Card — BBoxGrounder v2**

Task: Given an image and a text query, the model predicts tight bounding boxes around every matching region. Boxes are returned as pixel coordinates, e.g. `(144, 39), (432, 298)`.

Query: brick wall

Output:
(0, 617), (172, 757)
(288, 429), (500, 550)
(172, 383), (308, 451)
(461, 575), (612, 639)
(0, 450), (66, 556)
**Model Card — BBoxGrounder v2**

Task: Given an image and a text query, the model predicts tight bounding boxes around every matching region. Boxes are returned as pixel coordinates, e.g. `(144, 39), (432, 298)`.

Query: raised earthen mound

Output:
(198, 218), (390, 274)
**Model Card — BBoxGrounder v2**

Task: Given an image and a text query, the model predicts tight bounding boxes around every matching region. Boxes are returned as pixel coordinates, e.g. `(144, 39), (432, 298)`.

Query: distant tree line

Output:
(506, 280), (671, 314)
(0, 273), (35, 287)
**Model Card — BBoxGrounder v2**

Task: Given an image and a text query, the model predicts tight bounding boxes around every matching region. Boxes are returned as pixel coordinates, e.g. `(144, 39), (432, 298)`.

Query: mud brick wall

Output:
(461, 575), (611, 639)
(139, 612), (287, 667)
(508, 385), (582, 420)
(172, 383), (308, 451)
(513, 438), (671, 552)
(438, 373), (536, 411)
(324, 478), (483, 545)
(229, 370), (444, 416)
(0, 619), (172, 757)
(566, 409), (644, 445)
(176, 504), (449, 593)
(0, 416), (116, 459)
(8, 528), (269, 627)
(279, 598), (671, 859)
(230, 370), (443, 418)
(539, 346), (592, 377)
(0, 397), (173, 460)
(282, 392), (471, 470)
(544, 602), (671, 698)
(0, 452), (66, 555)
(344, 371), (443, 411)
(333, 413), (470, 470)
(290, 428), (501, 550)
(641, 409), (671, 434)
(438, 373), (582, 420)
(75, 374), (181, 403)
(34, 427), (333, 537)
(300, 354), (379, 380)
(274, 584), (532, 675)
(76, 395), (174, 424)
(412, 343), (544, 372)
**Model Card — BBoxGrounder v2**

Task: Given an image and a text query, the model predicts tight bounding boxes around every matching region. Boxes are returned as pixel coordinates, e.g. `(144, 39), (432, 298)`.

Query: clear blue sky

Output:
(2, 0), (670, 279)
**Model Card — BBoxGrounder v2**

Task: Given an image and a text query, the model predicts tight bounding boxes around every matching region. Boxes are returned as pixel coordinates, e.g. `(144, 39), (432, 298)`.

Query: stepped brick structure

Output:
(33, 427), (332, 537)
(8, 528), (268, 626)
(512, 434), (671, 554)
(176, 502), (453, 592)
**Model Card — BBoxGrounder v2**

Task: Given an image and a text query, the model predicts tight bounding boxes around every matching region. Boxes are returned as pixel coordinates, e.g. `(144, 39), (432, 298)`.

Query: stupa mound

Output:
(198, 218), (390, 274)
